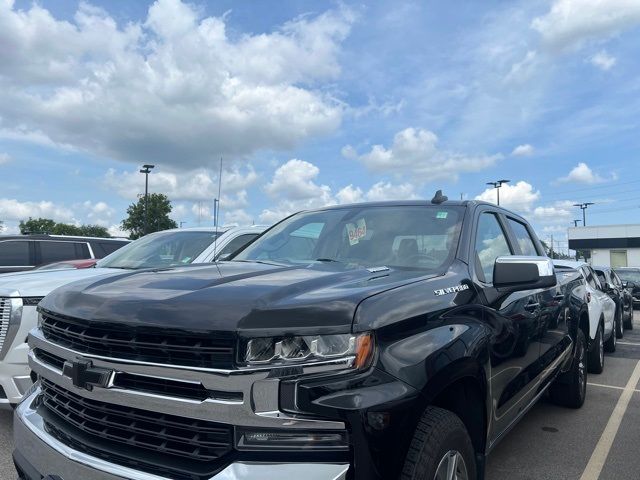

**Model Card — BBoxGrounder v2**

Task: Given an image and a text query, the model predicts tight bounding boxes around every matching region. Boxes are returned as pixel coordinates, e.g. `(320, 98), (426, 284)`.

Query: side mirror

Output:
(604, 282), (612, 291)
(215, 253), (232, 262)
(493, 256), (557, 292)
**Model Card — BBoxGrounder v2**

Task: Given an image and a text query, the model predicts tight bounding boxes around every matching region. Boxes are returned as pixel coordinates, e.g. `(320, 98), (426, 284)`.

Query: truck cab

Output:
(14, 199), (587, 480)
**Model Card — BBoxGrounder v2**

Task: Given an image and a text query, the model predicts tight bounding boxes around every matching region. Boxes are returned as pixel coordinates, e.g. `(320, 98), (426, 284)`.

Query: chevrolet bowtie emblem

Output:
(62, 359), (112, 391)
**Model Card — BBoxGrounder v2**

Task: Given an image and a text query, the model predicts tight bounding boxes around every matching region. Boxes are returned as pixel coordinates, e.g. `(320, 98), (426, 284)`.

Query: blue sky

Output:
(1, 0), (639, 253)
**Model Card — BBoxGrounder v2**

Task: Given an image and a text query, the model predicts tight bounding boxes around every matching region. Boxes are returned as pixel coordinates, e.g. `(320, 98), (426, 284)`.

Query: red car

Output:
(35, 258), (98, 270)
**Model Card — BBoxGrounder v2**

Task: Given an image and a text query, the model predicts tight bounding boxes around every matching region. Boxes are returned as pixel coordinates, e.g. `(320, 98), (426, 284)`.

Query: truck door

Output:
(472, 211), (544, 445)
(504, 217), (571, 378)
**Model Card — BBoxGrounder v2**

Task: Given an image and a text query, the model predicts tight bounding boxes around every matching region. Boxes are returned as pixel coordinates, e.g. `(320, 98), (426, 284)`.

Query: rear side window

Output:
(475, 213), (512, 283)
(582, 267), (598, 289)
(506, 218), (538, 256)
(91, 241), (126, 258)
(214, 234), (259, 260)
(39, 241), (90, 264)
(0, 240), (31, 266)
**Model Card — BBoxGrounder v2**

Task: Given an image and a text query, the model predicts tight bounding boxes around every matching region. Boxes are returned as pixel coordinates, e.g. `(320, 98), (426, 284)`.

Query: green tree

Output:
(19, 218), (112, 237)
(19, 218), (57, 234)
(121, 193), (177, 239)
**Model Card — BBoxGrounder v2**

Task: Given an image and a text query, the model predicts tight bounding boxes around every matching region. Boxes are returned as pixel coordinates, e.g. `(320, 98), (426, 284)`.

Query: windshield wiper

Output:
(315, 258), (343, 264)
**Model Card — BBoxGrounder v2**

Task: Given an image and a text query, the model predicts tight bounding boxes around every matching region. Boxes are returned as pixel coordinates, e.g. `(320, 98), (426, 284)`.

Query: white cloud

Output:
(0, 198), (74, 222)
(223, 209), (254, 226)
(365, 182), (419, 201)
(346, 127), (501, 182)
(0, 1), (354, 167)
(335, 184), (364, 204)
(0, 152), (10, 164)
(104, 166), (257, 207)
(590, 50), (617, 70)
(533, 200), (575, 223)
(475, 181), (541, 212)
(82, 200), (115, 227)
(532, 0), (640, 50)
(264, 159), (333, 202)
(107, 224), (129, 238)
(558, 162), (615, 184)
(511, 144), (535, 157)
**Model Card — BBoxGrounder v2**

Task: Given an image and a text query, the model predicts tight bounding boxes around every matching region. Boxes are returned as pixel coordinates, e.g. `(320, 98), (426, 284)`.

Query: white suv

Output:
(554, 260), (616, 373)
(0, 225), (266, 407)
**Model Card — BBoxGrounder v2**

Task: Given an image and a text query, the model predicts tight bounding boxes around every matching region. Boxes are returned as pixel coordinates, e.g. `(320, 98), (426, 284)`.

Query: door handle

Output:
(524, 302), (540, 312)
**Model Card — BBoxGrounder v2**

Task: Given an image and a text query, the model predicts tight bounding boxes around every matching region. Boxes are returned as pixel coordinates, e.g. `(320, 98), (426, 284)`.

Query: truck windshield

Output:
(97, 231), (221, 270)
(614, 269), (640, 283)
(234, 205), (464, 270)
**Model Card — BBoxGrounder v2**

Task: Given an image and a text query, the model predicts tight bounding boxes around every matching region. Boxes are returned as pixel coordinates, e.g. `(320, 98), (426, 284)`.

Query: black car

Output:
(614, 267), (640, 312)
(16, 198), (589, 480)
(0, 234), (129, 274)
(595, 266), (632, 333)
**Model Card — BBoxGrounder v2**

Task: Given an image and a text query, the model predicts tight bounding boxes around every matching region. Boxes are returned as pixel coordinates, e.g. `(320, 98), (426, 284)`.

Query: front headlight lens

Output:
(244, 332), (373, 368)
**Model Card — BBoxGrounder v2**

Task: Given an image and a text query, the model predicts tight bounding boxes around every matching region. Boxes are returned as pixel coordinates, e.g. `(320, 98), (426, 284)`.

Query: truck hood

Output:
(40, 262), (437, 335)
(0, 267), (125, 297)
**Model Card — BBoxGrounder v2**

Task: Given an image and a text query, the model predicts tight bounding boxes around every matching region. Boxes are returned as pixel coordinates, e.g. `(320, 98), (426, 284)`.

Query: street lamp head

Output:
(142, 164), (155, 170)
(585, 202), (595, 206)
(498, 179), (510, 184)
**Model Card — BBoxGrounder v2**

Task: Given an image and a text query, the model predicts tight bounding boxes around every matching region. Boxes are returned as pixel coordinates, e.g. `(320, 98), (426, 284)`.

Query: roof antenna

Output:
(431, 190), (448, 204)
(212, 157), (223, 266)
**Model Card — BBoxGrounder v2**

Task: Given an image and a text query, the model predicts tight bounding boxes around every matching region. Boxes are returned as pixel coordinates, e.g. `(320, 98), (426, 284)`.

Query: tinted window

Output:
(614, 269), (640, 283)
(39, 241), (90, 264)
(215, 234), (259, 260)
(507, 218), (538, 256)
(236, 206), (464, 271)
(475, 213), (512, 283)
(0, 240), (31, 266)
(92, 241), (127, 257)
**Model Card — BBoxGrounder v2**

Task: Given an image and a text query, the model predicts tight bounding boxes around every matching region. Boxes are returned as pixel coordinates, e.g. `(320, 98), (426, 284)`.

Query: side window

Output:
(214, 234), (259, 260)
(612, 273), (622, 287)
(506, 218), (538, 256)
(96, 242), (126, 257)
(39, 241), (90, 264)
(475, 213), (512, 283)
(0, 241), (31, 266)
(582, 267), (598, 289)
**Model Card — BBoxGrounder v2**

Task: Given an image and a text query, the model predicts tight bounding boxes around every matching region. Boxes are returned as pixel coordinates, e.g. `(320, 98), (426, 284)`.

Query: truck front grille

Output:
(40, 309), (236, 369)
(40, 379), (234, 461)
(0, 298), (10, 353)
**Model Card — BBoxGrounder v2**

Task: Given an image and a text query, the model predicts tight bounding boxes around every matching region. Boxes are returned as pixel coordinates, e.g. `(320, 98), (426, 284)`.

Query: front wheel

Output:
(616, 308), (624, 339)
(588, 324), (604, 374)
(624, 307), (634, 330)
(549, 330), (587, 408)
(401, 407), (477, 480)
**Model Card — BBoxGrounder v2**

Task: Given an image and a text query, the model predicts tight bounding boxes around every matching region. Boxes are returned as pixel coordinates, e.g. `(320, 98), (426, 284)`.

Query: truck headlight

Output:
(243, 332), (374, 369)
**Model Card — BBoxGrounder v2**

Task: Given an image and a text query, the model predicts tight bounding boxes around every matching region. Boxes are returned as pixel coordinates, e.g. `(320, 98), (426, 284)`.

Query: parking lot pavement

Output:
(2, 314), (640, 480)
(487, 311), (640, 480)
(0, 409), (14, 480)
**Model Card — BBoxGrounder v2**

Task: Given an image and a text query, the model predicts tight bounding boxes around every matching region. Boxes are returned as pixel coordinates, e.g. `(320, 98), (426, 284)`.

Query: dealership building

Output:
(568, 224), (640, 268)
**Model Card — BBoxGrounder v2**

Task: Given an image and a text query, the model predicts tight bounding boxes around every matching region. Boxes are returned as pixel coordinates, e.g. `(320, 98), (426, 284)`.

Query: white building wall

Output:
(589, 248), (640, 267)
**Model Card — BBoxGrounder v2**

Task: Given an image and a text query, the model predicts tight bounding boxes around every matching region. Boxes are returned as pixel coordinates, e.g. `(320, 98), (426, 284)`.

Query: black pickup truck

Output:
(15, 197), (589, 480)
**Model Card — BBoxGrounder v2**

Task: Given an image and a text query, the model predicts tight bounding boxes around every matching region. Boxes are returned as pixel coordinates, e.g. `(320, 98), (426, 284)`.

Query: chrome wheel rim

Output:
(599, 330), (604, 365)
(578, 341), (586, 398)
(435, 450), (468, 480)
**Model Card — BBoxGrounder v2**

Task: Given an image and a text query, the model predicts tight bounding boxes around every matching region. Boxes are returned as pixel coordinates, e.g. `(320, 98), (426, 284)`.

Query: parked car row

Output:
(0, 234), (130, 273)
(0, 198), (635, 480)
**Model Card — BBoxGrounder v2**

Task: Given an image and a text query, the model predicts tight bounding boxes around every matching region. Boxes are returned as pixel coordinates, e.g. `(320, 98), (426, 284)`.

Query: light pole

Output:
(573, 219), (582, 227)
(139, 164), (155, 235)
(486, 179), (510, 206)
(573, 203), (594, 227)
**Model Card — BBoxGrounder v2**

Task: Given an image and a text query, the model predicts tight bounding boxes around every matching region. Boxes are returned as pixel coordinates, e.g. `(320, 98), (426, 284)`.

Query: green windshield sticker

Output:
(436, 211), (448, 219)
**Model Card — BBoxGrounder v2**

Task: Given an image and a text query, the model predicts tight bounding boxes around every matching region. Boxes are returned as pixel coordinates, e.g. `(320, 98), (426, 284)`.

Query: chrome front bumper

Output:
(14, 388), (350, 480)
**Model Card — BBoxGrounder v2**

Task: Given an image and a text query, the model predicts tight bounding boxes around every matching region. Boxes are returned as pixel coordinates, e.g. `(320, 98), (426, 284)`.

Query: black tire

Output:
(401, 407), (477, 480)
(549, 330), (587, 409)
(588, 324), (604, 374)
(624, 309), (633, 330)
(605, 320), (617, 353)
(615, 308), (624, 339)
